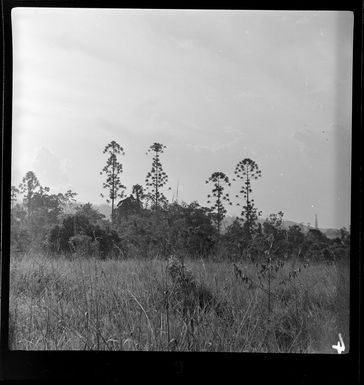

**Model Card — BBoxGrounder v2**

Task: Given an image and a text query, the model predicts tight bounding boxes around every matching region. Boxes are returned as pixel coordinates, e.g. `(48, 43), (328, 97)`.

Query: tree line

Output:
(10, 141), (350, 262)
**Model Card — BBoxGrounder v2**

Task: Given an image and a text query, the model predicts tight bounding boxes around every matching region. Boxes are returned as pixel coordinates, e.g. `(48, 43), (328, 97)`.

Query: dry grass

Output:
(9, 252), (349, 352)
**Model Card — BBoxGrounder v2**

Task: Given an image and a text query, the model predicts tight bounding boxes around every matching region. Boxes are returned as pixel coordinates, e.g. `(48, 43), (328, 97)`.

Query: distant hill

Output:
(222, 216), (341, 239)
(93, 204), (112, 219)
(320, 228), (342, 239)
(65, 201), (112, 220)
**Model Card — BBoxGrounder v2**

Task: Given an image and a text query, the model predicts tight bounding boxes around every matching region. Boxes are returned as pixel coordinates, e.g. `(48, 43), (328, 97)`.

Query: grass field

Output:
(9, 252), (349, 353)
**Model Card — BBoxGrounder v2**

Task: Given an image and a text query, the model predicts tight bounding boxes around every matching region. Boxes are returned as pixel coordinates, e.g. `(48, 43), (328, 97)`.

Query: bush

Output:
(45, 214), (121, 258)
(166, 255), (221, 317)
(115, 202), (217, 259)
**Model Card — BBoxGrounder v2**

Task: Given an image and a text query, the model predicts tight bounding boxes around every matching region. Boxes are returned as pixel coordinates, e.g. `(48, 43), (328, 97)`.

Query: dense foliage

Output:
(10, 143), (350, 262)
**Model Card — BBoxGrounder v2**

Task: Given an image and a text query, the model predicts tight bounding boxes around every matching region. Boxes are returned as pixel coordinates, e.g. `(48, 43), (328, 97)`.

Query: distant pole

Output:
(315, 214), (318, 229)
(176, 180), (179, 203)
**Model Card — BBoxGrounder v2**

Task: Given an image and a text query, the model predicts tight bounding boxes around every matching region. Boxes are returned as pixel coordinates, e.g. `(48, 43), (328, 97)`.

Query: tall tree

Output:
(18, 171), (41, 217)
(27, 185), (77, 226)
(145, 142), (170, 209)
(13, 172), (78, 249)
(233, 158), (262, 238)
(100, 141), (126, 223)
(205, 171), (232, 234)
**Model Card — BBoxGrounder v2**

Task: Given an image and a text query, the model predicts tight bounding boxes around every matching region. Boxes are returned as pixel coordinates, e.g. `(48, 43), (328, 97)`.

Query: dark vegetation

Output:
(11, 141), (350, 264)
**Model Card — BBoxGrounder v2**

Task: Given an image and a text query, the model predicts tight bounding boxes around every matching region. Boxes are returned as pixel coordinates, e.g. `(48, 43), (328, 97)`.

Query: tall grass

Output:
(9, 252), (349, 352)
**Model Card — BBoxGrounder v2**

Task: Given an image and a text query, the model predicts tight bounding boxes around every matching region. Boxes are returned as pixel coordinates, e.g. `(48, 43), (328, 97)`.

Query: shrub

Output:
(166, 255), (223, 318)
(115, 202), (217, 259)
(45, 214), (121, 258)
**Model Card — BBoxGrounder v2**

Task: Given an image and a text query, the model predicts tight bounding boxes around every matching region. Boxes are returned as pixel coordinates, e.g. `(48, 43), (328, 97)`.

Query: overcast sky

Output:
(11, 8), (353, 229)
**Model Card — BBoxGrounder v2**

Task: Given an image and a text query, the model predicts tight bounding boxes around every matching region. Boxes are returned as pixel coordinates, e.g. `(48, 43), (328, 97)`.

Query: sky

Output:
(11, 8), (353, 229)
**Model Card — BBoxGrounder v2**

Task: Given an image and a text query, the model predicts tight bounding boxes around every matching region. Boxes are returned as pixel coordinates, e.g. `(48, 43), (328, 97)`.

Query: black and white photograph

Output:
(8, 8), (353, 353)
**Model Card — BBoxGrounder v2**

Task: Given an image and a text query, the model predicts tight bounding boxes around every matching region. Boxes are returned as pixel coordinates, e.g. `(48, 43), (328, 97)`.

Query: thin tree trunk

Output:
(111, 156), (115, 224)
(111, 198), (114, 224)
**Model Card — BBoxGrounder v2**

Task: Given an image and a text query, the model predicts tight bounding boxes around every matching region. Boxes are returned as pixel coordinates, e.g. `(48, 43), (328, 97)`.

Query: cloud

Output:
(32, 147), (69, 188)
(188, 139), (241, 153)
(293, 128), (329, 161)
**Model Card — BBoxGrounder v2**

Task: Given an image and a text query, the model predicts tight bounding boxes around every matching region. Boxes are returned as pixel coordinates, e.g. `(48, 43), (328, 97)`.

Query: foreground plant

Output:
(234, 232), (310, 319)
